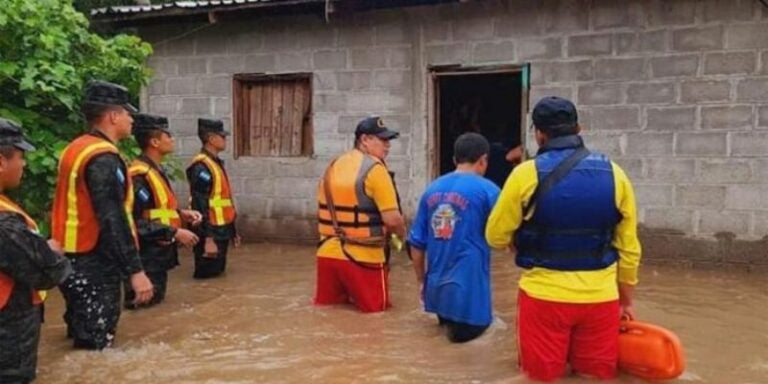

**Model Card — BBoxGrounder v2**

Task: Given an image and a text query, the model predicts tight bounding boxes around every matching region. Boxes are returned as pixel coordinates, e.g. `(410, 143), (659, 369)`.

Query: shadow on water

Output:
(37, 244), (768, 383)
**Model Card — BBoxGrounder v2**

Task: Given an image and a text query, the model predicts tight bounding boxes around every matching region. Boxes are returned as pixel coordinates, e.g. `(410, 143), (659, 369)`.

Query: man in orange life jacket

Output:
(124, 114), (202, 308)
(52, 80), (154, 350)
(315, 116), (406, 313)
(0, 118), (71, 384)
(186, 118), (239, 279)
(486, 96), (641, 381)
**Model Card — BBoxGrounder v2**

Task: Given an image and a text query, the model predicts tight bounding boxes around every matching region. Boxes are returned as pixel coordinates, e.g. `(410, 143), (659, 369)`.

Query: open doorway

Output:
(431, 64), (530, 188)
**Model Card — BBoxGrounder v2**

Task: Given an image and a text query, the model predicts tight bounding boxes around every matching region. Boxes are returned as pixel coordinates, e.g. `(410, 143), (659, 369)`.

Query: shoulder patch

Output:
(198, 170), (212, 183)
(116, 168), (126, 184)
(137, 188), (151, 203)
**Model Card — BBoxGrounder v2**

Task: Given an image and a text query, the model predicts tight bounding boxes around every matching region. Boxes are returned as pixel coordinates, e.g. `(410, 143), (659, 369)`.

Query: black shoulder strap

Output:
(523, 146), (590, 219)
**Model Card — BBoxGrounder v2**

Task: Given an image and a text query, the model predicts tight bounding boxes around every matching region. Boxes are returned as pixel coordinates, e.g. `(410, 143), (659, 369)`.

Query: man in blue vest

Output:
(486, 96), (641, 381)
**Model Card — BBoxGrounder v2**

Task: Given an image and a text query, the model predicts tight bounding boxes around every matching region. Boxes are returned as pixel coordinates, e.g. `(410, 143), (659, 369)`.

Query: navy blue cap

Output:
(0, 118), (35, 152)
(198, 118), (229, 137)
(83, 80), (138, 113)
(132, 113), (170, 136)
(532, 96), (578, 131)
(354, 116), (399, 140)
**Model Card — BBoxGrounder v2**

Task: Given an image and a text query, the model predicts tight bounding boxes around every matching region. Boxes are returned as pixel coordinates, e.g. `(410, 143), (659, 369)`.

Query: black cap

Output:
(532, 96), (578, 131)
(198, 118), (229, 137)
(132, 113), (170, 136)
(83, 80), (138, 113)
(0, 118), (35, 152)
(354, 116), (399, 140)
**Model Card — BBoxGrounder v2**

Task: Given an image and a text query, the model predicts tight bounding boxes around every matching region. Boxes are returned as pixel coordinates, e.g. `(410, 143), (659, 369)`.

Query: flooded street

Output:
(36, 243), (767, 383)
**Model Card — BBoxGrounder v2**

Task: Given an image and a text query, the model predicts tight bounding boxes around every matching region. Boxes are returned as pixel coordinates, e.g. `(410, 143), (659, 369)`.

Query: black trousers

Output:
(60, 256), (121, 350)
(193, 238), (230, 279)
(438, 316), (490, 343)
(123, 270), (169, 309)
(0, 304), (41, 384)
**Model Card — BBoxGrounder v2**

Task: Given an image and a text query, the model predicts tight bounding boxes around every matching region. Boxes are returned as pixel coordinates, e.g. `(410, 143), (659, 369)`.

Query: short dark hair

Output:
(454, 132), (489, 164)
(0, 145), (17, 160)
(81, 103), (122, 126)
(199, 131), (213, 144)
(136, 129), (167, 150)
(537, 123), (579, 138)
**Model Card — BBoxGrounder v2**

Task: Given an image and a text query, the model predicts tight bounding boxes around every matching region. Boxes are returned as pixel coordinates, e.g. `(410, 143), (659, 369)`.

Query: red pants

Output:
(314, 257), (390, 313)
(517, 290), (619, 381)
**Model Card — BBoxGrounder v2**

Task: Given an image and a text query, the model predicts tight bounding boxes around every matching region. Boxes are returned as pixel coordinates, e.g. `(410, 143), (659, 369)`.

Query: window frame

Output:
(232, 72), (313, 158)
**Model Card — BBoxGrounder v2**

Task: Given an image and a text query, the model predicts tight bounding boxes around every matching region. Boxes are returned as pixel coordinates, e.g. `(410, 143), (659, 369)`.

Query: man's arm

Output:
(0, 213), (71, 290)
(611, 162), (642, 319)
(86, 153), (143, 275)
(485, 161), (538, 250)
(381, 210), (406, 240)
(187, 162), (213, 237)
(87, 154), (154, 304)
(407, 194), (430, 284)
(366, 164), (405, 239)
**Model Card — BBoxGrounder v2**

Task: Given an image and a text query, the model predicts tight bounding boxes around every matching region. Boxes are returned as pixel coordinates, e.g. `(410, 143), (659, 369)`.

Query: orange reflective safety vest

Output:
(0, 195), (46, 310)
(188, 152), (236, 226)
(317, 150), (386, 244)
(129, 159), (181, 229)
(51, 134), (138, 253)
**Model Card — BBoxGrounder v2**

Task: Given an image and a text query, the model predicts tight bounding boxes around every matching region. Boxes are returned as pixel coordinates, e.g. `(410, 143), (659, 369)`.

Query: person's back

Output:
(314, 116), (405, 313)
(486, 96), (641, 381)
(409, 133), (500, 343)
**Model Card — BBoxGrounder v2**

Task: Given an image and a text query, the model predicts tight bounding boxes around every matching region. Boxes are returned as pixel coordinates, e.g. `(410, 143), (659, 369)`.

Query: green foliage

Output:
(0, 0), (152, 234)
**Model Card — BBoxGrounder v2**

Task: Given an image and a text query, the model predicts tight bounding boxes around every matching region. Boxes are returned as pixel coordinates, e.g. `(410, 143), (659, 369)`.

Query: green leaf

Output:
(0, 0), (152, 223)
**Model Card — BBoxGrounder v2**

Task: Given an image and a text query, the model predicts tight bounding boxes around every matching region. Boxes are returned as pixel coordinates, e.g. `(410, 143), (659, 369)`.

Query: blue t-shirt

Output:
(408, 172), (500, 326)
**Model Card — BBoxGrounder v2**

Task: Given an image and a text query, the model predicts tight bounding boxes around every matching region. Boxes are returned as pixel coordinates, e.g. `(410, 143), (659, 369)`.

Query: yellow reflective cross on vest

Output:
(129, 159), (181, 229)
(189, 152), (236, 226)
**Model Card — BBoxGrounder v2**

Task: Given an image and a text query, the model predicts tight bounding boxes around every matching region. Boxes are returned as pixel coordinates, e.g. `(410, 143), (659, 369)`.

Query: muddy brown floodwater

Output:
(36, 243), (768, 383)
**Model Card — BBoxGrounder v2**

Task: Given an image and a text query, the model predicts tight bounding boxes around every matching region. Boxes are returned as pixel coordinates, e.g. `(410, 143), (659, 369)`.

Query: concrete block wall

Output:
(140, 13), (419, 243)
(138, 0), (768, 265)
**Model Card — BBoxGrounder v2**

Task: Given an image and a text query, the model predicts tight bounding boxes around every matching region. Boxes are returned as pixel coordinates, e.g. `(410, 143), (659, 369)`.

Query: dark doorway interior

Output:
(435, 71), (525, 187)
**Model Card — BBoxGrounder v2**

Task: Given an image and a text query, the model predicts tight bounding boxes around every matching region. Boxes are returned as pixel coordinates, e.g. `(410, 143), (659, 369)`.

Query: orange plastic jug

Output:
(618, 319), (685, 380)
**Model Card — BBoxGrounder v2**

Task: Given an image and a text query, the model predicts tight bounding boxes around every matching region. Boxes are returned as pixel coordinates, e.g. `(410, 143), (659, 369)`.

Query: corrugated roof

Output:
(91, 0), (461, 24)
(91, 0), (323, 21)
(92, 0), (296, 16)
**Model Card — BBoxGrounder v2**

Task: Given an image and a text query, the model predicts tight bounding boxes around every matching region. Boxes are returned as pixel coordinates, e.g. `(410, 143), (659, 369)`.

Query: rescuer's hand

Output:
(131, 271), (154, 305)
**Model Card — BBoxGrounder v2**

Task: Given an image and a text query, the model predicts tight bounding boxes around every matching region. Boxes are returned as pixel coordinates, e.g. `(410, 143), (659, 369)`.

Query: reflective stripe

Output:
(125, 181), (138, 243)
(148, 209), (180, 225)
(146, 167), (169, 208)
(64, 142), (115, 252)
(53, 135), (137, 253)
(209, 198), (232, 208)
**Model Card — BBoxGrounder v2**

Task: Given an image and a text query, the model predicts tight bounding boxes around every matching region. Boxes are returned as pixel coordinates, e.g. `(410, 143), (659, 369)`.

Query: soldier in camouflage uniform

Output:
(0, 118), (71, 383)
(124, 114), (201, 308)
(52, 81), (154, 350)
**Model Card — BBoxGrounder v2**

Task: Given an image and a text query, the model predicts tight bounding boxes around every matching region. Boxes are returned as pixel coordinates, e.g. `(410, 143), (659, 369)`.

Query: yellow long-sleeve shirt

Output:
(485, 157), (642, 304)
